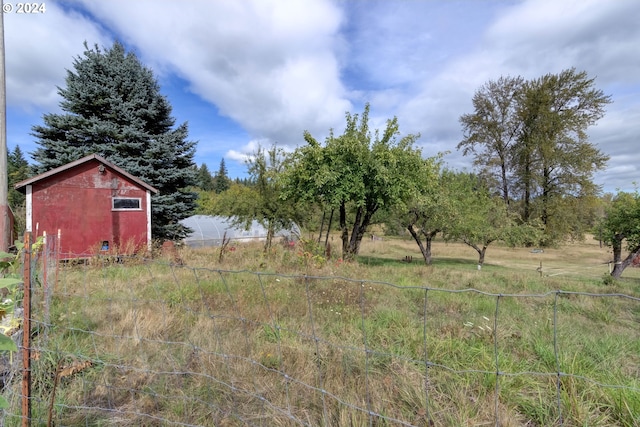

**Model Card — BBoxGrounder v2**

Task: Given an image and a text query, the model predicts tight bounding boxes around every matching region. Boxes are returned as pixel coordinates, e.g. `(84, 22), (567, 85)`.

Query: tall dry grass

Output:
(4, 235), (638, 426)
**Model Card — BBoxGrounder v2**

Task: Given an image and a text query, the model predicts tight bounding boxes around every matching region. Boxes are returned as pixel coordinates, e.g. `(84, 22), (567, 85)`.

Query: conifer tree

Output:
(31, 42), (197, 240)
(196, 163), (214, 191)
(213, 158), (231, 193)
(7, 145), (30, 208)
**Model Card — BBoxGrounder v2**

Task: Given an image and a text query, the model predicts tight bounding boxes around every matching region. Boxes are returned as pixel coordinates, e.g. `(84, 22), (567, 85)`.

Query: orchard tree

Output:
(443, 173), (512, 269)
(283, 104), (428, 260)
(31, 42), (197, 240)
(599, 191), (640, 278)
(400, 166), (454, 265)
(215, 145), (300, 251)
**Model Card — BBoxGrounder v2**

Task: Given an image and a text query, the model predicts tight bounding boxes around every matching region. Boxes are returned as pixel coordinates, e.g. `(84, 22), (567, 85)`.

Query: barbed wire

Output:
(2, 248), (639, 426)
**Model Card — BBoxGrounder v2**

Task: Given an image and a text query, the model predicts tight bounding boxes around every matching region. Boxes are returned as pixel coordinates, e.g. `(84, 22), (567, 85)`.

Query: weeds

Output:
(2, 236), (639, 426)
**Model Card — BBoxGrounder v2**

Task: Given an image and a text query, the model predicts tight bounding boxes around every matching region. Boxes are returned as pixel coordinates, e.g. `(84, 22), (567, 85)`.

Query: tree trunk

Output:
(339, 202), (349, 258)
(264, 221), (274, 252)
(353, 209), (374, 255)
(407, 225), (436, 265)
(343, 206), (362, 260)
(464, 238), (488, 269)
(349, 207), (362, 249)
(611, 236), (640, 278)
(317, 209), (326, 243)
(324, 209), (334, 248)
(523, 166), (531, 222)
(500, 162), (509, 206)
(478, 246), (487, 267)
(541, 165), (551, 226)
(424, 231), (436, 264)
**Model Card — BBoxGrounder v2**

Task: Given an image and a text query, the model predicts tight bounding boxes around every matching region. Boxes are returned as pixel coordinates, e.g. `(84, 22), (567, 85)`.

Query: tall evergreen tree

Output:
(213, 158), (231, 193)
(31, 42), (197, 240)
(7, 145), (30, 208)
(196, 163), (214, 191)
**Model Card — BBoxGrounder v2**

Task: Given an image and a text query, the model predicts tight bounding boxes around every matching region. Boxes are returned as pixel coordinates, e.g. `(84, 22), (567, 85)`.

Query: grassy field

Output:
(5, 234), (640, 426)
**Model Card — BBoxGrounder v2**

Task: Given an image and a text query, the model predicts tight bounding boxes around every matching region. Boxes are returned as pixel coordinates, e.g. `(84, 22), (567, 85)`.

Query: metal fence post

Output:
(21, 231), (31, 427)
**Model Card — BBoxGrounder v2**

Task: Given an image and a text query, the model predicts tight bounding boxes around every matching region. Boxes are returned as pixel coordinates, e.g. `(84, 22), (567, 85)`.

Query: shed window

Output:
(112, 197), (141, 210)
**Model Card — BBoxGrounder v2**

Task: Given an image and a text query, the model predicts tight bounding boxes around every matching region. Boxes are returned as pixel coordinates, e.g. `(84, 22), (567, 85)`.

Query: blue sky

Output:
(4, 0), (639, 192)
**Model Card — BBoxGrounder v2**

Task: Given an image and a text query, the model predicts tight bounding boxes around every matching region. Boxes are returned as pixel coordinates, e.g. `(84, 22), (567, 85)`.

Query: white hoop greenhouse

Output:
(179, 215), (300, 248)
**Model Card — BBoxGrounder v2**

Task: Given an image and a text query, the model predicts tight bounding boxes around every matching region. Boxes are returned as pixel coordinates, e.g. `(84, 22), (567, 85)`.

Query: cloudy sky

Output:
(4, 0), (639, 193)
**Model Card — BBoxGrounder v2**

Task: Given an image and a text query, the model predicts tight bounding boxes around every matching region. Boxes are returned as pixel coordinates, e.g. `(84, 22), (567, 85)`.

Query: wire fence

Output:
(1, 233), (640, 426)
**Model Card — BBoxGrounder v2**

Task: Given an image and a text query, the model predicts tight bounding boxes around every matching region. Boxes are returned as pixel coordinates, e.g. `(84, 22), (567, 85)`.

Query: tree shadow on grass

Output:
(357, 254), (481, 269)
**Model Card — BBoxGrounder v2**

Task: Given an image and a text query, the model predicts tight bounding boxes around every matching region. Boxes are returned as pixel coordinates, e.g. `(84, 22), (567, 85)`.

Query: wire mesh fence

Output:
(1, 234), (639, 426)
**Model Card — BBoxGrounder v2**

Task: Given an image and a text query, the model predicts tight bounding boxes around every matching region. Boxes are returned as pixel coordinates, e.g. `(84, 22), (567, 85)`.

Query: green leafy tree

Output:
(30, 42), (197, 240)
(212, 182), (258, 221)
(443, 173), (513, 268)
(598, 191), (640, 278)
(283, 104), (426, 260)
(458, 76), (524, 205)
(515, 69), (610, 235)
(215, 145), (299, 251)
(398, 165), (451, 265)
(213, 158), (231, 194)
(193, 188), (216, 215)
(459, 69), (611, 245)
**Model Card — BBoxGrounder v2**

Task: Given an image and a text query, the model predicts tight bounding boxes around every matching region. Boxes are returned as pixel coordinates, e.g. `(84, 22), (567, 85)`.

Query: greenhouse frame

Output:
(180, 215), (300, 247)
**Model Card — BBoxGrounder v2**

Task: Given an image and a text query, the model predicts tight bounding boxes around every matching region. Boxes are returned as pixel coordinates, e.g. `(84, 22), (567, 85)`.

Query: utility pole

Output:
(0, 0), (9, 252)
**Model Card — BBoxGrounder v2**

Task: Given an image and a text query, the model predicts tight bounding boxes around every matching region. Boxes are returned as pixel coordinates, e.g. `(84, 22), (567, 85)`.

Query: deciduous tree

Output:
(443, 173), (512, 268)
(400, 166), (452, 265)
(459, 69), (611, 245)
(514, 69), (610, 240)
(283, 104), (427, 260)
(599, 191), (640, 278)
(458, 76), (524, 205)
(215, 145), (300, 251)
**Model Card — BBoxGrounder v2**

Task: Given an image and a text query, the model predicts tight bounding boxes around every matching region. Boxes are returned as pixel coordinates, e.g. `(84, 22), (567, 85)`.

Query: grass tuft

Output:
(3, 235), (639, 426)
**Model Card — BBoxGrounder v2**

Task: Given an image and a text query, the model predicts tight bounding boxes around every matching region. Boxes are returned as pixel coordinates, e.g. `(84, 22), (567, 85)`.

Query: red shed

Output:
(14, 154), (158, 257)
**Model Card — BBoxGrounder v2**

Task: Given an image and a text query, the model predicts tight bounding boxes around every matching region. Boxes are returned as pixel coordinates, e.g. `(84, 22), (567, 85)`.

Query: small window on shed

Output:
(112, 197), (141, 210)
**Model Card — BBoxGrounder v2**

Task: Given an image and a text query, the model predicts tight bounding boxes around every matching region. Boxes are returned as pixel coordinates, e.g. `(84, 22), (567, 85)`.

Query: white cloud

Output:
(72, 0), (351, 147)
(389, 0), (640, 192)
(225, 149), (251, 165)
(485, 0), (640, 82)
(4, 0), (639, 192)
(4, 3), (110, 111)
(225, 139), (267, 165)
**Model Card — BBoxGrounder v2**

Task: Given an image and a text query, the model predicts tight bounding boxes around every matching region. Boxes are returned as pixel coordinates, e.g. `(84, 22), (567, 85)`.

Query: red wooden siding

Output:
(29, 159), (150, 256)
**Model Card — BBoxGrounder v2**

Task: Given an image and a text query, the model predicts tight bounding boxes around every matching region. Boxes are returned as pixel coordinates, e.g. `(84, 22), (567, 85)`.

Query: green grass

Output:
(3, 235), (639, 426)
